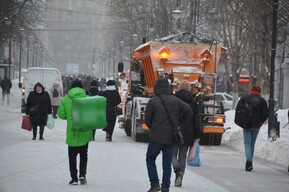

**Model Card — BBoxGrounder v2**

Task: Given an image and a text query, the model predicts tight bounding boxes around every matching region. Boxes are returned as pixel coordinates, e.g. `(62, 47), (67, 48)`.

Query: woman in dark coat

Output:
(100, 80), (121, 141)
(26, 82), (52, 140)
(172, 80), (200, 187)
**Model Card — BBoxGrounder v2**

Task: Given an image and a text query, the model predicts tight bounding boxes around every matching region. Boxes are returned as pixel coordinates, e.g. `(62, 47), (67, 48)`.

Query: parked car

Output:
(215, 92), (233, 111)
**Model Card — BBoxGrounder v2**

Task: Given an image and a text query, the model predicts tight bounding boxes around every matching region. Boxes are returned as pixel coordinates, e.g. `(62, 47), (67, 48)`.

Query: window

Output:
(215, 95), (224, 101)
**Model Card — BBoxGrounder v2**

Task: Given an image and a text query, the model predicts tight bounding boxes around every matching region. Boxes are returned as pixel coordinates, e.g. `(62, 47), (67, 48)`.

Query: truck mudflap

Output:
(200, 126), (225, 146)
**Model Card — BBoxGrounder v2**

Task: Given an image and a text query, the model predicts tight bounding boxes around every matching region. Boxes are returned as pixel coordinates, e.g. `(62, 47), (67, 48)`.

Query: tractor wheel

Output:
(124, 119), (131, 136)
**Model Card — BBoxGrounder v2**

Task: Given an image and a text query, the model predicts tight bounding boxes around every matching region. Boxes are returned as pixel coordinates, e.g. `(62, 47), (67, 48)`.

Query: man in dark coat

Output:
(100, 80), (121, 141)
(172, 80), (200, 187)
(0, 76), (12, 106)
(26, 82), (52, 140)
(145, 78), (192, 192)
(88, 79), (100, 140)
(237, 85), (269, 172)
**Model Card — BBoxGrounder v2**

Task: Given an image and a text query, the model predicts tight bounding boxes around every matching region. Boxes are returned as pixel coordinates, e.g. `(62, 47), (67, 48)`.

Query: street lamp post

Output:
(26, 35), (32, 69)
(172, 0), (182, 34)
(120, 40), (124, 61)
(4, 17), (12, 80)
(112, 48), (116, 79)
(18, 28), (24, 88)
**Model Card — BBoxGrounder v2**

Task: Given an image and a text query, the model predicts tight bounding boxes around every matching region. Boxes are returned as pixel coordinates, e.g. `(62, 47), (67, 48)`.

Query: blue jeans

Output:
(243, 128), (259, 161)
(146, 141), (173, 189)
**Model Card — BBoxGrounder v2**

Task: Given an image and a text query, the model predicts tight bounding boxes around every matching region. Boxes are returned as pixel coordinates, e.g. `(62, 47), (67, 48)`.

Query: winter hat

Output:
(107, 80), (116, 86)
(71, 79), (83, 88)
(251, 85), (261, 93)
(90, 80), (98, 87)
(154, 78), (171, 96)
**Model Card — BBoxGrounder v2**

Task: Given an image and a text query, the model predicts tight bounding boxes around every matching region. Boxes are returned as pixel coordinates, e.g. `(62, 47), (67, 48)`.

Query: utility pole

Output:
(268, 0), (280, 140)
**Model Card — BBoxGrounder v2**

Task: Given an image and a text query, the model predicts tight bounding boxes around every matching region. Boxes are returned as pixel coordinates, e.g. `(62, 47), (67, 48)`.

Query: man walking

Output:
(145, 78), (192, 192)
(0, 76), (12, 106)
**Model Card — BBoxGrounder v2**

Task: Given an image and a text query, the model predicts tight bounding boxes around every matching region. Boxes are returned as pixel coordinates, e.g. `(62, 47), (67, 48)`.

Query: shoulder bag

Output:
(158, 96), (184, 145)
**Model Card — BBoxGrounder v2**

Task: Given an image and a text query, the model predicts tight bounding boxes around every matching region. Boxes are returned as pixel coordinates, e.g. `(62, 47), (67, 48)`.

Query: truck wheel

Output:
(131, 119), (143, 142)
(124, 119), (131, 136)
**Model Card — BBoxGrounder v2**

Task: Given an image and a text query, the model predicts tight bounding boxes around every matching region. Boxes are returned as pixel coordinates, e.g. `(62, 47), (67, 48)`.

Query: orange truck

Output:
(118, 32), (227, 145)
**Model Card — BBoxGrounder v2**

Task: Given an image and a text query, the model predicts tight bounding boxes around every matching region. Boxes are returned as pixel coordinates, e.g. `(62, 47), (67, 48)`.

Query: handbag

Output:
(187, 143), (202, 167)
(158, 96), (184, 145)
(21, 115), (32, 131)
(46, 115), (55, 129)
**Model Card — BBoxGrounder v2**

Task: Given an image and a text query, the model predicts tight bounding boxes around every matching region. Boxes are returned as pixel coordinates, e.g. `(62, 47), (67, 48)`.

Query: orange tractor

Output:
(118, 32), (227, 145)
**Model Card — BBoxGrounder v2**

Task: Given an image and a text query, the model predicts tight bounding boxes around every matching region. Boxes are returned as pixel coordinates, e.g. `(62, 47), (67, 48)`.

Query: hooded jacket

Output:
(175, 89), (200, 146)
(145, 79), (193, 145)
(57, 87), (93, 146)
(26, 82), (52, 126)
(50, 81), (63, 106)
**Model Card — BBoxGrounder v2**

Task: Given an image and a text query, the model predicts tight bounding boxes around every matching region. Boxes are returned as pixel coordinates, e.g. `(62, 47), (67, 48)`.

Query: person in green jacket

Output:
(57, 79), (93, 185)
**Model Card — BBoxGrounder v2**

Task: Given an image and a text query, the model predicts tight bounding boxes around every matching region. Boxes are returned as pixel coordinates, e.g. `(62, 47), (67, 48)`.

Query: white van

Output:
(21, 67), (63, 113)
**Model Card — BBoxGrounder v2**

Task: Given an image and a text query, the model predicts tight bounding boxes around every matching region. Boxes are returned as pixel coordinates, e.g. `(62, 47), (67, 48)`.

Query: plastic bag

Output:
(187, 140), (199, 160)
(187, 142), (202, 167)
(46, 115), (55, 129)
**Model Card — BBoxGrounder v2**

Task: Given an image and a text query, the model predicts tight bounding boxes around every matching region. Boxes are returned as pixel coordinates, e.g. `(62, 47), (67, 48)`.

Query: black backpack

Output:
(52, 88), (59, 97)
(234, 97), (252, 129)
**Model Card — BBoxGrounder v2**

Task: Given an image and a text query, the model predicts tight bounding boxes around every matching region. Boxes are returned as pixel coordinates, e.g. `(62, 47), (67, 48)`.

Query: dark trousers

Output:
(1, 92), (9, 106)
(32, 126), (44, 138)
(106, 115), (117, 139)
(68, 143), (89, 181)
(52, 106), (59, 118)
(146, 141), (174, 189)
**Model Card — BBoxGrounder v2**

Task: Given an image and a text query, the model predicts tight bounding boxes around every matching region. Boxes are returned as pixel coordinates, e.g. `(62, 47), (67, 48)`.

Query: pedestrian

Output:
(26, 82), (52, 140)
(237, 85), (269, 172)
(172, 80), (201, 187)
(50, 81), (63, 119)
(87, 79), (100, 140)
(100, 80), (121, 142)
(145, 78), (193, 192)
(0, 76), (12, 106)
(57, 79), (93, 185)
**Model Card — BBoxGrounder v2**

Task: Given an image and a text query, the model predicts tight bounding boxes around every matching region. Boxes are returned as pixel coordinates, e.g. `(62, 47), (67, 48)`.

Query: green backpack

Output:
(72, 96), (107, 130)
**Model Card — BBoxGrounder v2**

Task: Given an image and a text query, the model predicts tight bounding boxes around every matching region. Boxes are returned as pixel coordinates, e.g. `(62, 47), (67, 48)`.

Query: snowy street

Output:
(0, 86), (288, 192)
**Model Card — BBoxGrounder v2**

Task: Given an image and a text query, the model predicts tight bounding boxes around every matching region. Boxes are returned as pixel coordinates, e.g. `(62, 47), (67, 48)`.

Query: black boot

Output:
(245, 161), (253, 172)
(39, 126), (44, 140)
(106, 133), (111, 142)
(32, 126), (37, 140)
(147, 183), (161, 192)
(174, 167), (183, 187)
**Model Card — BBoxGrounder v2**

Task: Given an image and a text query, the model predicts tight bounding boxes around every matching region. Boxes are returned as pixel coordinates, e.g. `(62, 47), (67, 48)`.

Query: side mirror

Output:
(18, 82), (22, 89)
